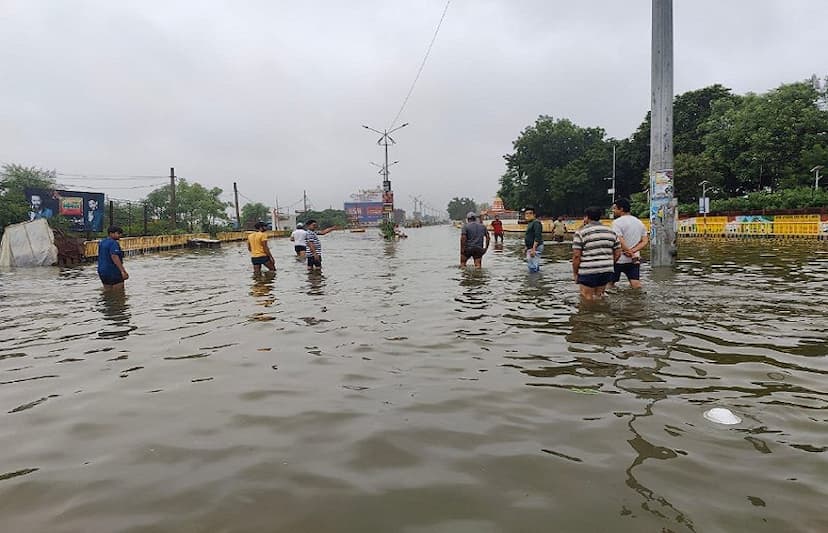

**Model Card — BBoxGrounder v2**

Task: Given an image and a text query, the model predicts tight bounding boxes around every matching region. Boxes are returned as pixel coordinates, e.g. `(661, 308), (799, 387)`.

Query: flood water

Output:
(0, 226), (826, 533)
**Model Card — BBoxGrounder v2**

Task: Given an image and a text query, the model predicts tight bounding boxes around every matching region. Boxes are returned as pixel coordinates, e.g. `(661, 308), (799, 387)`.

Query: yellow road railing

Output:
(84, 230), (291, 259)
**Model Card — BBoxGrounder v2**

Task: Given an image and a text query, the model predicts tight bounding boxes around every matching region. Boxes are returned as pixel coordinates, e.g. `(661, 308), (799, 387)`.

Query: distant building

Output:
(393, 209), (406, 225)
(480, 196), (518, 220)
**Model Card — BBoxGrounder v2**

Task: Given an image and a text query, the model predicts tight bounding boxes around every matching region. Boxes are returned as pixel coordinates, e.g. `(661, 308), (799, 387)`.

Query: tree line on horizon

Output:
(0, 162), (359, 239)
(497, 78), (828, 217)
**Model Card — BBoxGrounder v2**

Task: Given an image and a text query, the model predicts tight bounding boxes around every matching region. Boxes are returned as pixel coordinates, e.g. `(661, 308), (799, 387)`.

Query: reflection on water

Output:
(306, 271), (326, 296)
(97, 290), (135, 339)
(250, 271), (277, 304)
(0, 229), (826, 533)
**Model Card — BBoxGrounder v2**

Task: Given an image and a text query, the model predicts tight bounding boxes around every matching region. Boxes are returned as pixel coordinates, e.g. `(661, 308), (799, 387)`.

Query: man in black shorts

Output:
(460, 212), (490, 268)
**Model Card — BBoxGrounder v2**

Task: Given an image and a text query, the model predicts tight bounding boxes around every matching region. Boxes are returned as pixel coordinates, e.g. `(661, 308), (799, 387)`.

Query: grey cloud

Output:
(1, 0), (825, 212)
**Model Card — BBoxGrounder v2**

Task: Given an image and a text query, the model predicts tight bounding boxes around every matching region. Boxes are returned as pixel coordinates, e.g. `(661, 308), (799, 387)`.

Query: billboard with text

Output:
(24, 188), (106, 232)
(344, 202), (384, 225)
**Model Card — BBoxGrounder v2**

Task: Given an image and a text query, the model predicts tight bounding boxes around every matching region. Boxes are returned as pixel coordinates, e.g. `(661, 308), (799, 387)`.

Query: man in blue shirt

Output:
(98, 225), (129, 290)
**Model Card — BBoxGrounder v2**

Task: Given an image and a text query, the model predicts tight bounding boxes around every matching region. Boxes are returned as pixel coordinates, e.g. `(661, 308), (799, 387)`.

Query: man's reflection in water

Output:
(565, 290), (648, 347)
(97, 290), (136, 339)
(250, 271), (277, 307)
(306, 271), (325, 296)
(458, 268), (491, 296)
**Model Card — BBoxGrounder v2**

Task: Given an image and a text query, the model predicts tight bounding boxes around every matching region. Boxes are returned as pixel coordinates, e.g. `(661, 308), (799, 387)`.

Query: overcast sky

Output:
(1, 0), (825, 214)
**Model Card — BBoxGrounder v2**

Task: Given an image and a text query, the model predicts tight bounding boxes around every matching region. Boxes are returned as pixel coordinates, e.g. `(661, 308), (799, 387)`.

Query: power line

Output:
(55, 176), (165, 182)
(56, 172), (166, 179)
(56, 181), (167, 191)
(388, 0), (451, 129)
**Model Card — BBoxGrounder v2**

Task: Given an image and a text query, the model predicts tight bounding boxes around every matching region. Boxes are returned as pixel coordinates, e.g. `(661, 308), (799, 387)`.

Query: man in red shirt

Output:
(490, 215), (505, 244)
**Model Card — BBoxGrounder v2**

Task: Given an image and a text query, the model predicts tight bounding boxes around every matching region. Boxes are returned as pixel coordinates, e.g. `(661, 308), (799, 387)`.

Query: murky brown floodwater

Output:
(0, 226), (826, 533)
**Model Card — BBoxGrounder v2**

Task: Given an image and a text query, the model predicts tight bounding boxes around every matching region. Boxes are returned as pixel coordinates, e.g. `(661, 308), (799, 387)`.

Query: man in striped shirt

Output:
(572, 206), (621, 300)
(304, 219), (336, 271)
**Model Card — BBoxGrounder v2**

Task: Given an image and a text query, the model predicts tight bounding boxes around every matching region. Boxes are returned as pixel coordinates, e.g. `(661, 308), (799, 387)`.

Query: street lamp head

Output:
(811, 165), (824, 172)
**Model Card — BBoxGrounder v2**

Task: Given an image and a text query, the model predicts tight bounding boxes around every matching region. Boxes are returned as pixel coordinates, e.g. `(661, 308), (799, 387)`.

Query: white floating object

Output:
(704, 407), (742, 425)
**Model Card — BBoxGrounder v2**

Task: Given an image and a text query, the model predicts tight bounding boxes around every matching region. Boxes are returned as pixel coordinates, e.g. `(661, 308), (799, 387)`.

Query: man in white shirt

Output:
(610, 198), (649, 289)
(290, 223), (308, 260)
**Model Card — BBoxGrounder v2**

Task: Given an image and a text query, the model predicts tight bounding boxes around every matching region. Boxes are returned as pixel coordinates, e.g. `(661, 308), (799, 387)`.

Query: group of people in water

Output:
(97, 199), (648, 300)
(459, 198), (648, 299)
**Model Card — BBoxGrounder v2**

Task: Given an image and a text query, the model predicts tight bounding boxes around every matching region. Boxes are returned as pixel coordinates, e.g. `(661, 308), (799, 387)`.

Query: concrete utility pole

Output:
(233, 181), (241, 228)
(649, 0), (676, 268)
(812, 166), (823, 191)
(169, 167), (176, 231)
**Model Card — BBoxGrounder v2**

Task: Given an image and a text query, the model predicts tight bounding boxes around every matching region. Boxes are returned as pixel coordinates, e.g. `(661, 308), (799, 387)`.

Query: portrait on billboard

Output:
(25, 188), (106, 232)
(85, 196), (105, 231)
(28, 190), (57, 221)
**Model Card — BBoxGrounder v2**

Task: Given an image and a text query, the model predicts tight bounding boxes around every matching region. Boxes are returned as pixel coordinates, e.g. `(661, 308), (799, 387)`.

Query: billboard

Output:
(344, 202), (384, 225)
(350, 188), (383, 203)
(25, 188), (106, 232)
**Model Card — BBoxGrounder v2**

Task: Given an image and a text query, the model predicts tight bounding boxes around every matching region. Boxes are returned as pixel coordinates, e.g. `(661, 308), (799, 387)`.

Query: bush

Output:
(678, 187), (828, 215)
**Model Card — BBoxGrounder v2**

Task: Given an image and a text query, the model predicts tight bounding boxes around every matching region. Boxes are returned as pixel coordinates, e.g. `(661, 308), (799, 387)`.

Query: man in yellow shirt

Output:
(247, 222), (275, 274)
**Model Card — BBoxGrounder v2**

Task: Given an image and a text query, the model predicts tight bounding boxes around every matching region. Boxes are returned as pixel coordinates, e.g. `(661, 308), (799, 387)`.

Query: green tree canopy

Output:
(499, 79), (828, 212)
(447, 197), (478, 220)
(241, 202), (270, 227)
(298, 209), (347, 230)
(144, 178), (229, 233)
(498, 116), (613, 216)
(701, 82), (828, 194)
(0, 164), (57, 237)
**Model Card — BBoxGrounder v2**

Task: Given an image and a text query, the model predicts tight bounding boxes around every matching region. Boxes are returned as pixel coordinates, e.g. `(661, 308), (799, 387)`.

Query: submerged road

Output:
(0, 226), (826, 532)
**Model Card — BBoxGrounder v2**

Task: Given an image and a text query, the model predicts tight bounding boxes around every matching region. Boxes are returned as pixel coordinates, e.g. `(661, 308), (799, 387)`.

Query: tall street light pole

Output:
(606, 144), (617, 217)
(812, 165), (823, 191)
(649, 0), (676, 268)
(370, 160), (399, 177)
(699, 180), (710, 230)
(363, 123), (409, 222)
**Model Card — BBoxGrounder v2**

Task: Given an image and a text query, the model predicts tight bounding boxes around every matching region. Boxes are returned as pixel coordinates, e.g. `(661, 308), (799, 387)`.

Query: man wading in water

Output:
(247, 222), (275, 274)
(98, 225), (129, 290)
(572, 207), (621, 300)
(304, 219), (337, 271)
(460, 211), (490, 268)
(490, 215), (504, 244)
(523, 207), (544, 272)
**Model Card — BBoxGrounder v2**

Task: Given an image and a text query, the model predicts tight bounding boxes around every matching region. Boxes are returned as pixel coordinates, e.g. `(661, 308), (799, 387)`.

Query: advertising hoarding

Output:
(24, 188), (106, 232)
(344, 202), (384, 225)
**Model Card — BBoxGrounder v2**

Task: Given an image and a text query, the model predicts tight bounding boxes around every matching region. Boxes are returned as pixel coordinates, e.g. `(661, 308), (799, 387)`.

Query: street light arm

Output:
(388, 122), (409, 135)
(362, 125), (385, 135)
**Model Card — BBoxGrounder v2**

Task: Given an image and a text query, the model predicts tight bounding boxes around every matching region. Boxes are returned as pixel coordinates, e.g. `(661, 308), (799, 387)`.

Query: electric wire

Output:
(388, 0), (451, 129)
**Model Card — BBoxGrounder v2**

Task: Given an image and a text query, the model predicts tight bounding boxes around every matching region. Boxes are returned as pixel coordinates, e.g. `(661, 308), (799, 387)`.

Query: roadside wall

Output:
(83, 230), (292, 259)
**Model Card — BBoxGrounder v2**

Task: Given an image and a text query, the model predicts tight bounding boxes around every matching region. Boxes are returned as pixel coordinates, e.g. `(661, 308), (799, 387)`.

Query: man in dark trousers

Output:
(572, 207), (621, 300)
(490, 215), (504, 244)
(97, 225), (129, 290)
(524, 207), (544, 272)
(460, 212), (490, 268)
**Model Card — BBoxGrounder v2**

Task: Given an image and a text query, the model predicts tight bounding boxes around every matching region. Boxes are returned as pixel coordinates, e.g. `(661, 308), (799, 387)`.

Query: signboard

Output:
(24, 188), (106, 232)
(350, 188), (383, 203)
(698, 197), (710, 214)
(344, 202), (384, 225)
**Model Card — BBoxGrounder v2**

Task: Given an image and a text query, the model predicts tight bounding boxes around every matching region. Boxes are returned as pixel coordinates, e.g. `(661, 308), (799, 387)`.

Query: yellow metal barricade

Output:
(773, 215), (819, 236)
(695, 217), (727, 235)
